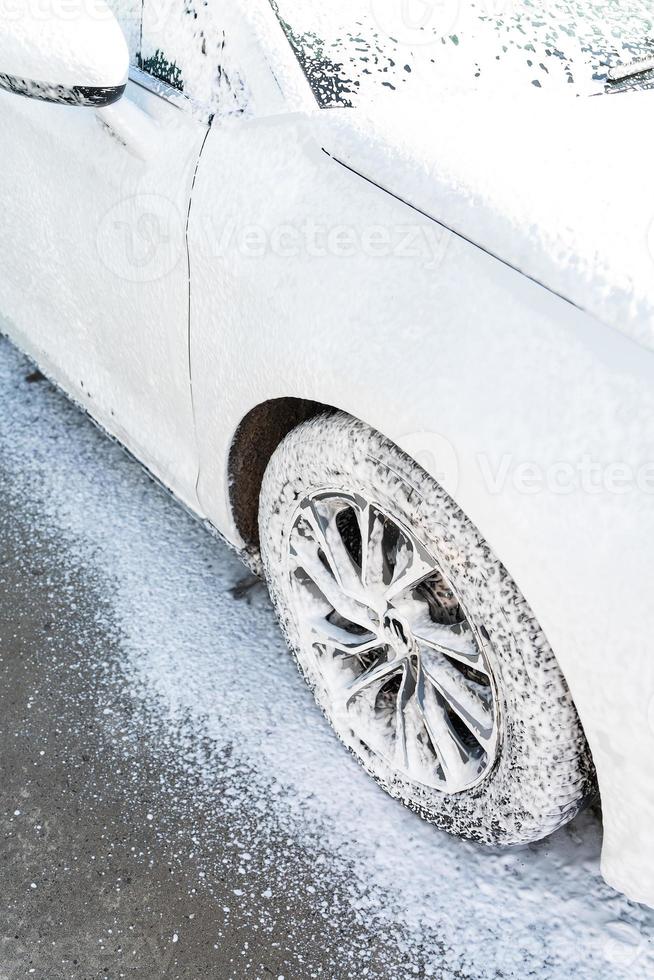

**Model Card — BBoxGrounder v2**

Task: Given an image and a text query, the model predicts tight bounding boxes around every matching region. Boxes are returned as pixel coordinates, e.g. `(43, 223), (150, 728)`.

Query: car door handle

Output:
(96, 99), (160, 162)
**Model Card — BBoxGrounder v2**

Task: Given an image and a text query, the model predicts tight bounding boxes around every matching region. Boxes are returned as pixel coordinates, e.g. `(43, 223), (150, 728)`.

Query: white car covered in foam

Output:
(1, 0), (654, 910)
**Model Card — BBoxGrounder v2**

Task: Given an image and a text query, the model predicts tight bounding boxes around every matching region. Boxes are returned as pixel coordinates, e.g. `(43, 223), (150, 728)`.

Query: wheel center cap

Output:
(381, 612), (414, 656)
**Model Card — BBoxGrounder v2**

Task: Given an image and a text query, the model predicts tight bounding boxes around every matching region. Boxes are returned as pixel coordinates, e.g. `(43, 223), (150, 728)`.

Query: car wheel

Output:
(259, 412), (595, 844)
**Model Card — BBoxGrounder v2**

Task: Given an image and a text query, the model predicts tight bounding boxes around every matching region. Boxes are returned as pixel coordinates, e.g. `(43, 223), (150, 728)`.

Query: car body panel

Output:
(313, 94), (654, 354)
(0, 76), (205, 509)
(188, 108), (654, 909)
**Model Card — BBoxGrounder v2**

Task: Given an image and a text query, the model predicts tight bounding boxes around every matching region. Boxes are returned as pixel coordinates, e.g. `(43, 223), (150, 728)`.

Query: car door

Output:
(0, 0), (210, 509)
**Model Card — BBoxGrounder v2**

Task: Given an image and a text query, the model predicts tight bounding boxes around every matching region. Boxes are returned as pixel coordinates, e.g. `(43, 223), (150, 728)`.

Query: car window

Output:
(140, 0), (248, 114)
(272, 0), (654, 107)
(105, 0), (142, 66)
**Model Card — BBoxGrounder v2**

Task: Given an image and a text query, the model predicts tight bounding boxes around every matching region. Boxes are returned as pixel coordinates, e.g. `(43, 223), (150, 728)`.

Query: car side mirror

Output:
(0, 0), (128, 108)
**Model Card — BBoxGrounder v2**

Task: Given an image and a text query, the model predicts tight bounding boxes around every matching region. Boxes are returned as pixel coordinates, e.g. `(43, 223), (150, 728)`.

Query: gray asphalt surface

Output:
(1, 335), (654, 980)
(0, 353), (409, 979)
(0, 512), (392, 979)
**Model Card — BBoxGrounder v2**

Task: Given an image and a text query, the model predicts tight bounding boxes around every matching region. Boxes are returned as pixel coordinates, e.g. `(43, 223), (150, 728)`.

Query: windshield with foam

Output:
(272, 1), (654, 107)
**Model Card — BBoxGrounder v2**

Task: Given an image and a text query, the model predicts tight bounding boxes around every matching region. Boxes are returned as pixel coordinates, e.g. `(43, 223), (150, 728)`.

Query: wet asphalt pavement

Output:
(2, 335), (654, 980)
(0, 342), (418, 980)
(0, 515), (346, 980)
(0, 395), (405, 979)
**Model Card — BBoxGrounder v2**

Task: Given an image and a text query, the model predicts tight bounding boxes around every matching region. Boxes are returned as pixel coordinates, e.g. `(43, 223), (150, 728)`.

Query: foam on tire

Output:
(259, 412), (595, 845)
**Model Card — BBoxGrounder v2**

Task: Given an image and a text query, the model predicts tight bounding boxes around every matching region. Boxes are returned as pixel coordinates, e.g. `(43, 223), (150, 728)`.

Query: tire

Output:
(259, 412), (595, 845)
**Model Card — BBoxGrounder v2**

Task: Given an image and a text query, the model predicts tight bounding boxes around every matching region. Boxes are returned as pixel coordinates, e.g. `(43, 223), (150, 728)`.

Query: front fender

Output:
(188, 109), (654, 908)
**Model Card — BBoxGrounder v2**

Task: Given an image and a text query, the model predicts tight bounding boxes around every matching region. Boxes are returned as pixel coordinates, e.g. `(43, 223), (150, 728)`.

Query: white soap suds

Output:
(1, 338), (653, 977)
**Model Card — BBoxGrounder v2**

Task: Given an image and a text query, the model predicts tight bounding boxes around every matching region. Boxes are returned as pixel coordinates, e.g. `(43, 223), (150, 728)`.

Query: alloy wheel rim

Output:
(287, 490), (501, 793)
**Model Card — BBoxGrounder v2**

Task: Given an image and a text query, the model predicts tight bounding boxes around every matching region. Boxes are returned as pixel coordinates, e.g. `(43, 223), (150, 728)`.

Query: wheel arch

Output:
(226, 395), (603, 827)
(228, 396), (338, 554)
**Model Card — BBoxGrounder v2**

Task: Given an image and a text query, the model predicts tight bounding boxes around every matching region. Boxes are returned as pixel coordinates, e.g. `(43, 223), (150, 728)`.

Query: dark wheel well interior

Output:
(229, 398), (335, 552)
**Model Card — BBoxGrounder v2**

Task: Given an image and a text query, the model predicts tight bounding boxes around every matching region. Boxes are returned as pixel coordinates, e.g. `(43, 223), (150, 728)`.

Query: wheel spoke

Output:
(420, 648), (495, 750)
(345, 654), (401, 704)
(410, 615), (487, 673)
(308, 617), (381, 656)
(301, 499), (365, 601)
(393, 664), (415, 769)
(290, 526), (371, 631)
(385, 532), (435, 603)
(416, 671), (477, 788)
(359, 504), (388, 592)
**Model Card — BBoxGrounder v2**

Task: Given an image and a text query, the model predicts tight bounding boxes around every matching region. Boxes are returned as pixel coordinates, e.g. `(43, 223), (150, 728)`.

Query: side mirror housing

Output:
(0, 0), (128, 108)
